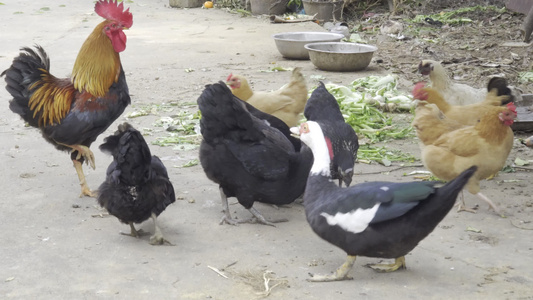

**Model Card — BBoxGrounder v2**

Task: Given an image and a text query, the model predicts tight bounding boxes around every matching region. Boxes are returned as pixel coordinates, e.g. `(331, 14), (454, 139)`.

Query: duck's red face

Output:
(299, 122), (310, 134)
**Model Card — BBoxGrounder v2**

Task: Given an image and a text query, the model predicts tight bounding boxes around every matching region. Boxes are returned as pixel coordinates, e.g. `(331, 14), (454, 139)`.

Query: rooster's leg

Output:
(149, 213), (173, 246)
(367, 257), (407, 273)
(308, 255), (356, 282)
(73, 160), (96, 198)
(59, 143), (95, 170)
(476, 192), (504, 217)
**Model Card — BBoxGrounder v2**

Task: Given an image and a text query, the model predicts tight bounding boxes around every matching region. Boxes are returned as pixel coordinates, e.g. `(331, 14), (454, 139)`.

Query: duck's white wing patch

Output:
(320, 203), (380, 234)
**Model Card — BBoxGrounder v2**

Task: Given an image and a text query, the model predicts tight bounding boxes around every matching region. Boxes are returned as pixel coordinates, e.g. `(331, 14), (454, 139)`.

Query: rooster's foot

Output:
(79, 184), (97, 198)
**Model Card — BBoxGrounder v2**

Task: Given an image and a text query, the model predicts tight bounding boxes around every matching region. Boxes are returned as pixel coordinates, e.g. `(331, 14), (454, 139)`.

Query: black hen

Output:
(296, 121), (476, 281)
(242, 97), (301, 152)
(198, 81), (313, 226)
(304, 82), (359, 187)
(97, 123), (175, 245)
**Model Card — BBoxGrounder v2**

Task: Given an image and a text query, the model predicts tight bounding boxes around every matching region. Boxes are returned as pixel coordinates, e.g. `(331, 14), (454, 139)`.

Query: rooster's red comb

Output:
(226, 73), (233, 81)
(95, 0), (133, 28)
(506, 102), (517, 114)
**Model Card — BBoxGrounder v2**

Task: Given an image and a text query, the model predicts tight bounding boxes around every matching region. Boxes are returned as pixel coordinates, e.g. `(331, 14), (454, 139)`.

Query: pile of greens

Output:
(130, 75), (417, 165)
(312, 75), (414, 144)
(410, 5), (506, 26)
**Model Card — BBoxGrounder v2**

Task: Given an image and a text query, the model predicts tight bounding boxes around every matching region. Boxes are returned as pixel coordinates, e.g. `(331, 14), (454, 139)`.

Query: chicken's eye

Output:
(105, 26), (110, 31)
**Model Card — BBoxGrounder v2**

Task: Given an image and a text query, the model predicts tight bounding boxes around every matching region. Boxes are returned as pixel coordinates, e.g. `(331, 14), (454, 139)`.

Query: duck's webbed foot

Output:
(308, 255), (356, 282)
(366, 256), (406, 273)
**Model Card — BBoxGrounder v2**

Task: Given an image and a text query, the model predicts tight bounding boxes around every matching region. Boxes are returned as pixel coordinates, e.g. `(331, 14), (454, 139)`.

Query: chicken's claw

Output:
(73, 145), (95, 170)
(80, 184), (97, 198)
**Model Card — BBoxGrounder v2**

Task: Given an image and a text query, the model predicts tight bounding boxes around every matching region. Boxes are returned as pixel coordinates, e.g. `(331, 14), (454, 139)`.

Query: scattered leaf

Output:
(514, 157), (530, 166)
(466, 226), (482, 233)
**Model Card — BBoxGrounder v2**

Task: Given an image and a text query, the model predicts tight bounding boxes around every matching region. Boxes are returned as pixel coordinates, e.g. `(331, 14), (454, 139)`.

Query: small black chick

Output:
(97, 123), (176, 245)
(198, 82), (313, 226)
(304, 82), (359, 187)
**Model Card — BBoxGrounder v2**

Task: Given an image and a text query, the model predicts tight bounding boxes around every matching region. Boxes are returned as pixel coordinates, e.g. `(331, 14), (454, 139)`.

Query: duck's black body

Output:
(304, 168), (475, 258)
(304, 82), (358, 187)
(297, 120), (476, 280)
(198, 82), (313, 225)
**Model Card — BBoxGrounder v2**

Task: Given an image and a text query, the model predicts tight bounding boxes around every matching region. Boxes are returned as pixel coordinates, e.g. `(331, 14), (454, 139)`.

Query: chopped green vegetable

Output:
(152, 134), (201, 147)
(410, 5), (505, 26)
(260, 66), (293, 72)
(519, 71), (533, 83)
(357, 144), (416, 164)
(180, 159), (199, 168)
(309, 75), (415, 143)
(514, 157), (530, 166)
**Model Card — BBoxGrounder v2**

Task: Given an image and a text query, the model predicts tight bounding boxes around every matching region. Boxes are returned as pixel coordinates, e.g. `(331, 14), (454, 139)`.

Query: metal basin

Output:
(512, 94), (533, 132)
(273, 32), (345, 60)
(305, 42), (377, 72)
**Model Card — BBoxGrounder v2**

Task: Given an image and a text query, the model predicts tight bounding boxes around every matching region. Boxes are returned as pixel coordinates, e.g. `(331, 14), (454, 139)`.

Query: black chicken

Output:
(242, 97), (301, 152)
(198, 82), (313, 226)
(304, 82), (359, 187)
(296, 121), (476, 282)
(97, 123), (175, 245)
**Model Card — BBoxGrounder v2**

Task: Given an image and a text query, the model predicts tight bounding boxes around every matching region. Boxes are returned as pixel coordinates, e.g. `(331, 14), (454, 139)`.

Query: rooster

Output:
(226, 68), (308, 127)
(97, 123), (175, 245)
(304, 82), (359, 187)
(2, 0), (133, 197)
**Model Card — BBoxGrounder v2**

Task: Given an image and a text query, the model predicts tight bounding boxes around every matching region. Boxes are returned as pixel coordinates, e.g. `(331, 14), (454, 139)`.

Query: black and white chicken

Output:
(304, 82), (359, 187)
(198, 82), (313, 226)
(97, 123), (176, 245)
(294, 121), (476, 281)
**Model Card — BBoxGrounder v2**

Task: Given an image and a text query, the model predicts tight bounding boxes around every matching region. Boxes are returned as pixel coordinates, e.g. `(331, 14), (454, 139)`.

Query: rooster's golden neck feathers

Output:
(71, 21), (121, 98)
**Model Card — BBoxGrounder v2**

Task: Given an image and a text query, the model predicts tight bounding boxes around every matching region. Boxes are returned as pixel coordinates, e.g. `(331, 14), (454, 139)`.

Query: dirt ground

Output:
(1, 1), (533, 299)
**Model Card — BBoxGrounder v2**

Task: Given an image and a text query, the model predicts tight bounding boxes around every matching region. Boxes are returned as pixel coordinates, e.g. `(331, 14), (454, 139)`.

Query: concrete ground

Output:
(1, 1), (533, 299)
